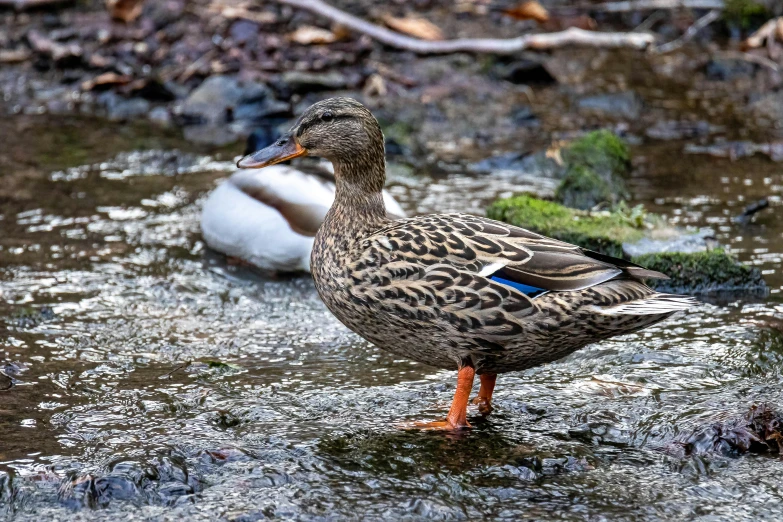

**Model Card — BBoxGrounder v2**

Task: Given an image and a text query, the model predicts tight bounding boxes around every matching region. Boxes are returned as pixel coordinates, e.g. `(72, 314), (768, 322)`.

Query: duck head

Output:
(237, 98), (386, 191)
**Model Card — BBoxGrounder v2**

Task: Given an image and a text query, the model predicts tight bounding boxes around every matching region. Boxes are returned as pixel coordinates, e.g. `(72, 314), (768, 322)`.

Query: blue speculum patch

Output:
(489, 275), (548, 298)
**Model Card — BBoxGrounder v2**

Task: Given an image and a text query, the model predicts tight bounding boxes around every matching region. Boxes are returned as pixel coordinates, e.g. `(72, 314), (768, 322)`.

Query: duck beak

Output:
(236, 135), (307, 168)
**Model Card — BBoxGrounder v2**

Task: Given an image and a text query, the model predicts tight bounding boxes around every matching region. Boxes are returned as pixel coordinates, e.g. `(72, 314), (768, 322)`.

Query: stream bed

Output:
(1, 115), (782, 521)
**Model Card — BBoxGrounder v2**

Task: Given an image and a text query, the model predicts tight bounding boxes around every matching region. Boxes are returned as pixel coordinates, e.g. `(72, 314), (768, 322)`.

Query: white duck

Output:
(201, 161), (406, 273)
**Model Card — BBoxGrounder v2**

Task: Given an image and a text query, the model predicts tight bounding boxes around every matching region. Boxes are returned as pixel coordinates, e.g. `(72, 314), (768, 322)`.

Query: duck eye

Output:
(320, 112), (334, 122)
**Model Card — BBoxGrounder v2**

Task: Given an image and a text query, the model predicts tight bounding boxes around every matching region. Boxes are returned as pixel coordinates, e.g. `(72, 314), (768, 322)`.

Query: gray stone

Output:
(148, 106), (172, 127)
(748, 91), (783, 130)
(97, 92), (150, 122)
(280, 71), (350, 94)
(577, 91), (641, 120)
(178, 75), (281, 126)
(623, 228), (719, 257)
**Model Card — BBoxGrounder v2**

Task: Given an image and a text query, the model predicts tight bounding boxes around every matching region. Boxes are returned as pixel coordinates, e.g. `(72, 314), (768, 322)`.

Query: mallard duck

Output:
(237, 98), (695, 430)
(200, 140), (405, 273)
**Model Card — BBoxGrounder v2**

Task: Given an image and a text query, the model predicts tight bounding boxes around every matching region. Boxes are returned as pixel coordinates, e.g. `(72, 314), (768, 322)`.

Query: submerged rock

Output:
(176, 75), (289, 145)
(487, 195), (767, 295)
(97, 92), (151, 122)
(674, 404), (783, 458)
(555, 130), (631, 210)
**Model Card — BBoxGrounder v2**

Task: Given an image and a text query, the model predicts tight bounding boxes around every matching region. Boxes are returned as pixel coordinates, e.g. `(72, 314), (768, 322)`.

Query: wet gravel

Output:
(1, 118), (782, 521)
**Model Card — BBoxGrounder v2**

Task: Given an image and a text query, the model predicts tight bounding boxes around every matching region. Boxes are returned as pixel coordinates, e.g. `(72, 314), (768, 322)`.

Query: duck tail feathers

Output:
(593, 293), (698, 316)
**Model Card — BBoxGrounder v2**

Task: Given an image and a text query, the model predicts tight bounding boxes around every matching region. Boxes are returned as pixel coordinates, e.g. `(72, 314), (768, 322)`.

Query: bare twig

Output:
(714, 50), (780, 71)
(0, 0), (72, 9)
(584, 0), (724, 12)
(271, 0), (655, 54)
(654, 9), (721, 53)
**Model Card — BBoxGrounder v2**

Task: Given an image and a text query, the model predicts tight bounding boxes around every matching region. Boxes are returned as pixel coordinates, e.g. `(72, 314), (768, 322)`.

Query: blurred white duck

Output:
(201, 130), (406, 273)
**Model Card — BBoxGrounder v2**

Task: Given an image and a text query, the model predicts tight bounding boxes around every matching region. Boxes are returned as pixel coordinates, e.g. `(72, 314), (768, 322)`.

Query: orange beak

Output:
(237, 135), (307, 168)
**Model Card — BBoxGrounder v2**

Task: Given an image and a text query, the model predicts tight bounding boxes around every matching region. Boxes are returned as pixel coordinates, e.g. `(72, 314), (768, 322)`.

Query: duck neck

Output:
(326, 154), (389, 233)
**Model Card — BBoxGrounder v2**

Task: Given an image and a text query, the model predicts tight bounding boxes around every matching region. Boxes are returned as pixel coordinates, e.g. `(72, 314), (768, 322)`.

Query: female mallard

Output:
(237, 97), (695, 430)
(201, 144), (405, 273)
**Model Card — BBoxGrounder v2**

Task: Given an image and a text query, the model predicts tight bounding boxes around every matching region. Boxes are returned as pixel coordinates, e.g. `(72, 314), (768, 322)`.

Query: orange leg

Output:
(413, 365), (475, 430)
(471, 373), (497, 415)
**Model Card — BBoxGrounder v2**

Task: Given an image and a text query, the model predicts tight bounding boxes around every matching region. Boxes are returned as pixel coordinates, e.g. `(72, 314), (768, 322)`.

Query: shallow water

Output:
(1, 115), (782, 521)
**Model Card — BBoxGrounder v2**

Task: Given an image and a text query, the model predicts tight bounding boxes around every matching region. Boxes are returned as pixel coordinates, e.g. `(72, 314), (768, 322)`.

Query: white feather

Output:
(479, 260), (508, 277)
(590, 295), (697, 316)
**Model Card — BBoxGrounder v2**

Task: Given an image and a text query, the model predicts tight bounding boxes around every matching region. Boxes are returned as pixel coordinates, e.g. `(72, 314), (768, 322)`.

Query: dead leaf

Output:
(363, 73), (387, 97)
(503, 1), (549, 23)
(81, 72), (132, 91)
(383, 15), (443, 41)
(219, 6), (276, 24)
(106, 0), (145, 23)
(287, 26), (337, 45)
(744, 16), (783, 49)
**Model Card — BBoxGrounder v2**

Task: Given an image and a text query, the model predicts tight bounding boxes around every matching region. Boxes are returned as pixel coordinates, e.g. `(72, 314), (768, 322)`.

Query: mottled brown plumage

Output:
(238, 97), (695, 430)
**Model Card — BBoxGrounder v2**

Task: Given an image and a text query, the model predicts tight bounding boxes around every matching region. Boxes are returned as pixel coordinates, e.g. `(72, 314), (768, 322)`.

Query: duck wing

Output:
(348, 213), (685, 350)
(365, 213), (665, 293)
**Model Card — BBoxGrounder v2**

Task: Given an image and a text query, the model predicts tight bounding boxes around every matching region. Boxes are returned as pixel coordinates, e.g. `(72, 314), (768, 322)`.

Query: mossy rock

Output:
(630, 250), (767, 294)
(486, 194), (644, 258)
(556, 130), (630, 210)
(487, 195), (768, 295)
(555, 166), (615, 211)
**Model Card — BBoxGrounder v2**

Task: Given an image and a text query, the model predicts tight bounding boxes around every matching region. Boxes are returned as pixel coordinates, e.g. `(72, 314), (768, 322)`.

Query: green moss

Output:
(486, 194), (645, 258)
(556, 130), (631, 209)
(555, 166), (614, 210)
(563, 130), (630, 177)
(724, 0), (768, 29)
(487, 196), (767, 294)
(631, 249), (767, 294)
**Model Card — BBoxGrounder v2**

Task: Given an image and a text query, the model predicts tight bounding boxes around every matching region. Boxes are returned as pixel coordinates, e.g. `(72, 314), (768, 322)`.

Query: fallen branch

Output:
(584, 0), (724, 12)
(272, 0), (655, 54)
(714, 50), (780, 71)
(0, 0), (72, 9)
(654, 9), (721, 53)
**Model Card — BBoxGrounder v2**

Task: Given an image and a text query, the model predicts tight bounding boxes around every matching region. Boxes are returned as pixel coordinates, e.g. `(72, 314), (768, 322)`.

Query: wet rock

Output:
(704, 57), (758, 81)
(176, 75), (289, 145)
(733, 198), (770, 224)
(97, 91), (151, 122)
(470, 150), (561, 177)
(0, 471), (13, 504)
(556, 130), (631, 210)
(244, 125), (281, 155)
(748, 91), (783, 131)
(555, 166), (617, 211)
(229, 19), (260, 46)
(685, 140), (783, 162)
(576, 91), (641, 120)
(279, 71), (351, 94)
(148, 106), (172, 127)
(645, 120), (723, 141)
(674, 404), (783, 457)
(623, 228), (719, 257)
(12, 306), (55, 328)
(510, 105), (539, 127)
(631, 249), (767, 295)
(180, 76), (265, 125)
